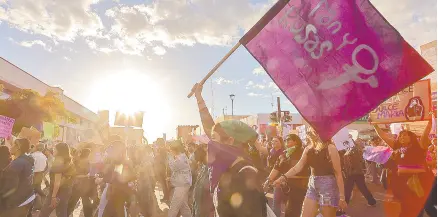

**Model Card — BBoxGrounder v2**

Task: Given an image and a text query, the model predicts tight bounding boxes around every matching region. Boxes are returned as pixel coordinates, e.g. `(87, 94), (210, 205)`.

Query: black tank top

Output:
(307, 147), (334, 176)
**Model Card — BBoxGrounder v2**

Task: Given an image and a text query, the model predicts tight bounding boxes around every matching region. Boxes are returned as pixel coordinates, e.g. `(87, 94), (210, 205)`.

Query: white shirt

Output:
(31, 151), (47, 172)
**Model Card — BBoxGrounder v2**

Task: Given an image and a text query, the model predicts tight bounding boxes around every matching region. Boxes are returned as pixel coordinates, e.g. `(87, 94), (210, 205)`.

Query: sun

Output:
(87, 70), (172, 140)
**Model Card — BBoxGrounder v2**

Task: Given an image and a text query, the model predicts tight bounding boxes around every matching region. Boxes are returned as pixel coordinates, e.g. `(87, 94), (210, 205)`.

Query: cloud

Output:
(63, 56), (71, 61)
(268, 82), (280, 90)
(370, 0), (437, 49)
(214, 77), (240, 85)
(153, 46), (166, 55)
(102, 0), (274, 55)
(252, 66), (265, 76)
(0, 0), (105, 41)
(246, 81), (266, 89)
(10, 38), (53, 52)
(248, 92), (263, 97)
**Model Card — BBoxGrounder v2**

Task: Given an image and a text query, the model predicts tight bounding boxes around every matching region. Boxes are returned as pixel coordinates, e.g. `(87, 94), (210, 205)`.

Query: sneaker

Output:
(367, 202), (377, 207)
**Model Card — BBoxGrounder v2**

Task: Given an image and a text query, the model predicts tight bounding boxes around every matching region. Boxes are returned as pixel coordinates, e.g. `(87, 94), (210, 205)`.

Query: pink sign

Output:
(241, 0), (433, 140)
(0, 115), (15, 138)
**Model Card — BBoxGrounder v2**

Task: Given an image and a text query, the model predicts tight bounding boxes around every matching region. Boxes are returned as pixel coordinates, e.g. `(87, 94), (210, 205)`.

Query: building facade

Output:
(0, 57), (98, 144)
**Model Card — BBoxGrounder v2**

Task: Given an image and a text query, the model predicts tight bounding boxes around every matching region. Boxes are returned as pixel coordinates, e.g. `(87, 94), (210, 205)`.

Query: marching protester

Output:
(340, 141), (376, 209)
(255, 136), (285, 216)
(167, 140), (192, 217)
(30, 143), (48, 210)
(193, 83), (269, 217)
(273, 129), (347, 217)
(96, 140), (136, 217)
(263, 134), (309, 217)
(38, 142), (76, 217)
(192, 144), (211, 217)
(372, 117), (435, 217)
(67, 148), (94, 217)
(0, 138), (35, 217)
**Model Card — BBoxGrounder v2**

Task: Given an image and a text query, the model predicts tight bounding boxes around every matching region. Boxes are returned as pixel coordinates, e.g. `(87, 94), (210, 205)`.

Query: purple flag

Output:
(240, 0), (433, 140)
(363, 146), (393, 164)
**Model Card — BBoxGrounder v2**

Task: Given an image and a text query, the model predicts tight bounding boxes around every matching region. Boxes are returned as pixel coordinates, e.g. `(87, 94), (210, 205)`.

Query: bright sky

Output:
(0, 0), (436, 141)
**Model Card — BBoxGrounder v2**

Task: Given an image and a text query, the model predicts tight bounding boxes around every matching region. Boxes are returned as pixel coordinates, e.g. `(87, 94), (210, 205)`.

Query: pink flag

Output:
(240, 0), (433, 140)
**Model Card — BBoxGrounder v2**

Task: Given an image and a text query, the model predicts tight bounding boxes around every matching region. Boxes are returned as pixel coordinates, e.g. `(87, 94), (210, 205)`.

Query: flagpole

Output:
(187, 42), (241, 98)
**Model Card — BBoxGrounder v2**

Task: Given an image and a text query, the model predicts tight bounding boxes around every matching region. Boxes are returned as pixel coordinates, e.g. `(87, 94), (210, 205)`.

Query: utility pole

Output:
(277, 97), (283, 136)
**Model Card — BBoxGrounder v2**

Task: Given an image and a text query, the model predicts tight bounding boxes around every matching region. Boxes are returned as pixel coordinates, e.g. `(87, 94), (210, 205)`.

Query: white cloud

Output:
(246, 80), (266, 89)
(10, 39), (53, 52)
(248, 92), (263, 97)
(252, 66), (265, 76)
(63, 56), (71, 61)
(153, 46), (167, 55)
(268, 82), (280, 90)
(214, 77), (239, 85)
(0, 0), (105, 41)
(103, 0), (274, 54)
(370, 0), (437, 48)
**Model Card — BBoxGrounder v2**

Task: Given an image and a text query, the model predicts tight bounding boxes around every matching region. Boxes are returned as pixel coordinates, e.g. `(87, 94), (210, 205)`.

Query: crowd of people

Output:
(0, 83), (435, 217)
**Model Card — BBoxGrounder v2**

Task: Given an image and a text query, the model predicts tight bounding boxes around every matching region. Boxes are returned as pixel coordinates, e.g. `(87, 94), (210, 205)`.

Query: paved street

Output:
(33, 180), (431, 217)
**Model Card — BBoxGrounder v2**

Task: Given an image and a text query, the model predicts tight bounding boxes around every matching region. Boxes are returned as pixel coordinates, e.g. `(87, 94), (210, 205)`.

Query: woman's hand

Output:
(338, 198), (348, 211)
(191, 83), (203, 98)
(50, 197), (58, 208)
(272, 176), (285, 187)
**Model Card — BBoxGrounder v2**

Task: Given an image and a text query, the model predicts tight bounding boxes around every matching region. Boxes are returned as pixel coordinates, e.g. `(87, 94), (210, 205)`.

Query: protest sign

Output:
(369, 80), (432, 123)
(240, 0), (433, 140)
(296, 125), (308, 146)
(332, 127), (354, 151)
(0, 115), (15, 138)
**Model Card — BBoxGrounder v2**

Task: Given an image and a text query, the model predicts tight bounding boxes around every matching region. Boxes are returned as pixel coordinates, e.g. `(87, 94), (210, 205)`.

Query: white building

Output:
(0, 57), (98, 144)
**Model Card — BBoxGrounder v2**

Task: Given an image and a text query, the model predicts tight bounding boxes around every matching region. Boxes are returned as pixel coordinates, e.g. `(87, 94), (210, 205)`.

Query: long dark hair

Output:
(55, 143), (72, 164)
(396, 130), (420, 148)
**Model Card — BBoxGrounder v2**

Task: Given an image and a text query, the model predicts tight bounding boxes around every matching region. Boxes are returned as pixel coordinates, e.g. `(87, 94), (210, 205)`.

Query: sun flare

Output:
(88, 70), (172, 140)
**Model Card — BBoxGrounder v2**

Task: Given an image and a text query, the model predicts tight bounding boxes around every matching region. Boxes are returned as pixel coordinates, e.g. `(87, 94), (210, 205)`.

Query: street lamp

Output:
(229, 94), (235, 116)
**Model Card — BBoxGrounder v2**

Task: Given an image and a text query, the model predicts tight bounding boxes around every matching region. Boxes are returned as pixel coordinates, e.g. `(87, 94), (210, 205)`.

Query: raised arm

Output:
(420, 115), (434, 149)
(193, 83), (215, 139)
(273, 147), (310, 186)
(371, 124), (395, 148)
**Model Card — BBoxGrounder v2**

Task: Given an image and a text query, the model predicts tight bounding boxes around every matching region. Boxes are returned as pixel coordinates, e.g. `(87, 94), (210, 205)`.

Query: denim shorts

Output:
(306, 175), (340, 207)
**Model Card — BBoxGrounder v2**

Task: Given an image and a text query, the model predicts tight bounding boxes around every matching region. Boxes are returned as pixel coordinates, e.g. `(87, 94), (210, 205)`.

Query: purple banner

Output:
(241, 0), (433, 140)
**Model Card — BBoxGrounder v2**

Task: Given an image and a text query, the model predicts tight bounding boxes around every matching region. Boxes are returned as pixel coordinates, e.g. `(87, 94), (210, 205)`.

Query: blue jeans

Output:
(272, 185), (284, 217)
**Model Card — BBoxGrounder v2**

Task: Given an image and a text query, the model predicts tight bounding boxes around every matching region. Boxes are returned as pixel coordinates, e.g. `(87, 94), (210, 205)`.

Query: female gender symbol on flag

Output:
(240, 0), (433, 140)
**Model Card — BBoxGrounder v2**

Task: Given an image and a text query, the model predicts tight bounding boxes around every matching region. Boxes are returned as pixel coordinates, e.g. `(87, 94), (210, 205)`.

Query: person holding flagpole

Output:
(192, 83), (270, 217)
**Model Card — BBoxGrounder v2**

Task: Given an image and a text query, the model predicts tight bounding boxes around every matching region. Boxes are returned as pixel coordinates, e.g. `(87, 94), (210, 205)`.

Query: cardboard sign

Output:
(332, 127), (354, 151)
(0, 115), (15, 138)
(370, 80), (432, 123)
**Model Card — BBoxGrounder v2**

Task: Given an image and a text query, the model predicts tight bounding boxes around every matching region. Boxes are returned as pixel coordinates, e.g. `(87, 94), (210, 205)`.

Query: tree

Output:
(269, 111), (293, 123)
(0, 89), (76, 135)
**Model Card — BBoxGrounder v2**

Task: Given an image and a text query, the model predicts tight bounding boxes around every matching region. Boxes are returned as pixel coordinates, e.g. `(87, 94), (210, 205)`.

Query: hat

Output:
(217, 120), (258, 145)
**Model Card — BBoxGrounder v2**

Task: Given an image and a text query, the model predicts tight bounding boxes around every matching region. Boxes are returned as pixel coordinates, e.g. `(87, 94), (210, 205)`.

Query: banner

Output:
(369, 80), (432, 123)
(331, 127), (354, 151)
(296, 125), (308, 146)
(240, 0), (433, 140)
(0, 115), (15, 138)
